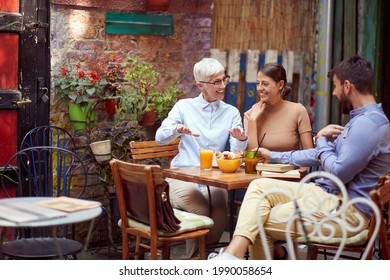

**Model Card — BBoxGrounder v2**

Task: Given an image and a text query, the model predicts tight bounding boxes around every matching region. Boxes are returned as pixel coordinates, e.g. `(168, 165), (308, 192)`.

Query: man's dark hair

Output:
(327, 55), (374, 94)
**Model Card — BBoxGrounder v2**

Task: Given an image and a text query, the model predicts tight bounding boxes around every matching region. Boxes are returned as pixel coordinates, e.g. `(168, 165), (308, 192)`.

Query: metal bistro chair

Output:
(20, 125), (76, 151)
(0, 146), (90, 259)
(302, 172), (390, 260)
(110, 159), (213, 260)
(256, 171), (381, 260)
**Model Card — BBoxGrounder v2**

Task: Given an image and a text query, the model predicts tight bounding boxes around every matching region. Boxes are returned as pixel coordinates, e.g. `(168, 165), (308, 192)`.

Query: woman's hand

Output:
(246, 101), (266, 121)
(176, 124), (200, 137)
(229, 127), (247, 141)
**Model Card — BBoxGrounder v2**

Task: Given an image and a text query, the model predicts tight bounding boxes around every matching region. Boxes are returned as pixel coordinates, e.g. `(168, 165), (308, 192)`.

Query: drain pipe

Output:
(314, 0), (334, 132)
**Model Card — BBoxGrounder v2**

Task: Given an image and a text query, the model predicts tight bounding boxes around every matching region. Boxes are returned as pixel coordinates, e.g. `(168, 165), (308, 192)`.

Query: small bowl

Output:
(216, 158), (242, 173)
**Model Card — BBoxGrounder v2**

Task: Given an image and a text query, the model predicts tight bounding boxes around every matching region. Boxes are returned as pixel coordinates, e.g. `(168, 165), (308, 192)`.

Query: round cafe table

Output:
(0, 197), (102, 259)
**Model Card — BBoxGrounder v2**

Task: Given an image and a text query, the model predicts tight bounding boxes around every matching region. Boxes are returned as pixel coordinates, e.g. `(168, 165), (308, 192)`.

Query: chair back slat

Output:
(117, 163), (165, 186)
(130, 139), (180, 168)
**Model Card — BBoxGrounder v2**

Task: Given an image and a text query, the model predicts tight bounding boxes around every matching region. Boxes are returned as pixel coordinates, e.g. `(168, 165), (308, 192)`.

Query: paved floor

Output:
(79, 231), (230, 260)
(78, 232), (319, 260)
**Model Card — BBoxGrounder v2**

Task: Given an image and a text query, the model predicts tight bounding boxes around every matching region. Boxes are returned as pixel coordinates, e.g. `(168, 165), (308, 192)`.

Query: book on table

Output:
(256, 163), (297, 173)
(258, 169), (301, 179)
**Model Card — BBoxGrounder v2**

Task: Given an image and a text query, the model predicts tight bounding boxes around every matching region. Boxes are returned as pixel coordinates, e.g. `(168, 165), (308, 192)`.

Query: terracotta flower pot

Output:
(105, 99), (119, 117)
(146, 0), (169, 11)
(139, 110), (157, 126)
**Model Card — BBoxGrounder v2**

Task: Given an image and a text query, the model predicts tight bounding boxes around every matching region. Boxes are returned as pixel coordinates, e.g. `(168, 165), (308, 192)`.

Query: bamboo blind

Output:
(211, 0), (317, 53)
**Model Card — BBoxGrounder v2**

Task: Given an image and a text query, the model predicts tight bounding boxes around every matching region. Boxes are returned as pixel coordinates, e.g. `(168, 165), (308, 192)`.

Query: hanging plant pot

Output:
(146, 0), (169, 11)
(89, 140), (112, 162)
(139, 110), (157, 126)
(105, 99), (119, 117)
(68, 102), (95, 131)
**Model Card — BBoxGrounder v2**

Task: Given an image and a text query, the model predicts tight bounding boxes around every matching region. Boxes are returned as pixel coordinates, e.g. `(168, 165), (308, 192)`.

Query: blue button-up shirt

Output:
(270, 103), (390, 216)
(155, 93), (247, 168)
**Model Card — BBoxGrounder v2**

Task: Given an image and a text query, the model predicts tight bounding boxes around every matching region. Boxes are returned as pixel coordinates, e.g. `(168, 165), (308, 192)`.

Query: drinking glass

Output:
(244, 150), (259, 174)
(199, 148), (214, 171)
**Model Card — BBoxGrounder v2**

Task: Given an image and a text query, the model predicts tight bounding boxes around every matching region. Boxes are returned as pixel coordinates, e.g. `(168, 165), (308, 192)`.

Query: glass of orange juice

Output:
(199, 148), (214, 171)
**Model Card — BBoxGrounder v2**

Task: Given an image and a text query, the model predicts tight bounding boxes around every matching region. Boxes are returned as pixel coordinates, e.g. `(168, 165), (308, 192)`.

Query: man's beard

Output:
(340, 89), (353, 114)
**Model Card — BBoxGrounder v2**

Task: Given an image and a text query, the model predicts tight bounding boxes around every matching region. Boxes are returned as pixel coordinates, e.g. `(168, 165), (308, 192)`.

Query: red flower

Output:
(89, 71), (101, 84)
(61, 68), (69, 76)
(54, 61), (108, 111)
(77, 71), (86, 78)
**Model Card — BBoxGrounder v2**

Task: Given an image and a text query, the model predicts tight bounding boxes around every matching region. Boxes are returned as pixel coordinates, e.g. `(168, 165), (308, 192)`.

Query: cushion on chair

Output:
(118, 209), (214, 237)
(297, 229), (369, 246)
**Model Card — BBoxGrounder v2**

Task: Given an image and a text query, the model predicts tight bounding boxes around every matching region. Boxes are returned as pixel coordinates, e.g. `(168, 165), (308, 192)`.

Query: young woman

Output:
(243, 63), (313, 259)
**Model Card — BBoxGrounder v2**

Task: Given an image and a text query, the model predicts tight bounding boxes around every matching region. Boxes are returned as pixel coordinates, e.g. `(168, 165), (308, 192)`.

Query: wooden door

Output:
(0, 0), (50, 196)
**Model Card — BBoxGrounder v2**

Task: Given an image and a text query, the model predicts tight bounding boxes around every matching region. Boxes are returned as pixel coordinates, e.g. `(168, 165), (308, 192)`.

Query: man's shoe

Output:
(208, 248), (240, 260)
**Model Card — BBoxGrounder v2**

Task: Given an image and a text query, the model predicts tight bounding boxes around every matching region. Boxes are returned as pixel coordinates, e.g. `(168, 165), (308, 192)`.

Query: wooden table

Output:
(162, 166), (262, 238)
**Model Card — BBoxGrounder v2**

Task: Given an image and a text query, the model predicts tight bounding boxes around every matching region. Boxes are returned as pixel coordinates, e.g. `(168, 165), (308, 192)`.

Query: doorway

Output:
(0, 0), (50, 193)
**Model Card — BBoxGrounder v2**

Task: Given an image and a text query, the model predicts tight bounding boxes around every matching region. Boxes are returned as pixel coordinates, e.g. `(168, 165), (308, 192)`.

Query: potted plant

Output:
(150, 80), (184, 124)
(90, 121), (149, 190)
(89, 139), (112, 162)
(115, 56), (184, 126)
(100, 56), (126, 117)
(53, 62), (107, 130)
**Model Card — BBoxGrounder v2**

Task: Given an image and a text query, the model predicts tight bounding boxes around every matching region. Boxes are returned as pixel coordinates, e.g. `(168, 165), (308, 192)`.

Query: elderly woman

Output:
(155, 58), (247, 257)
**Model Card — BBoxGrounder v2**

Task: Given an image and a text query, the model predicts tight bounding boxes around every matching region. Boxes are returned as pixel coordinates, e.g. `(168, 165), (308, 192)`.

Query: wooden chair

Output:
(303, 172), (390, 260)
(369, 174), (390, 260)
(255, 171), (381, 260)
(110, 159), (213, 260)
(130, 138), (180, 168)
(0, 146), (89, 259)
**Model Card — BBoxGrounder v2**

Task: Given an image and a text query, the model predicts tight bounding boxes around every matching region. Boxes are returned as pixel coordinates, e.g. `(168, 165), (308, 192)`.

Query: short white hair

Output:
(193, 58), (225, 82)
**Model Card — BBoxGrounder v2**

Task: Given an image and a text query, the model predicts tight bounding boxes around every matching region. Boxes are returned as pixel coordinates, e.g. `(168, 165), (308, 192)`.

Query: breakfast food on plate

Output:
(215, 150), (243, 160)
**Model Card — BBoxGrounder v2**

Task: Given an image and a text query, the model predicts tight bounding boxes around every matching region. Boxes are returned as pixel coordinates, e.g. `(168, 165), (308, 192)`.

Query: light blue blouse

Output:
(155, 93), (247, 168)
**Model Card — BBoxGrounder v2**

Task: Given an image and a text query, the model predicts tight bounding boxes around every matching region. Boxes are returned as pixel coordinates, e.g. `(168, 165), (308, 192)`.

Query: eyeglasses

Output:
(200, 75), (230, 87)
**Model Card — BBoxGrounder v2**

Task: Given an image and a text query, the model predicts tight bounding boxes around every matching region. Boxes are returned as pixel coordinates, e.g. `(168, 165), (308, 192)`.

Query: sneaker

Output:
(207, 248), (240, 260)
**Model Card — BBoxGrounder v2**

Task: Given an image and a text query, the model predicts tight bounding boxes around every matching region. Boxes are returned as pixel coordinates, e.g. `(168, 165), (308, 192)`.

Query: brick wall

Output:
(50, 0), (213, 245)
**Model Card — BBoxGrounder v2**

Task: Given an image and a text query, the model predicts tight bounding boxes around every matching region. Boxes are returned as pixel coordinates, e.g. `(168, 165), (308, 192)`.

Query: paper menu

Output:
(36, 196), (101, 212)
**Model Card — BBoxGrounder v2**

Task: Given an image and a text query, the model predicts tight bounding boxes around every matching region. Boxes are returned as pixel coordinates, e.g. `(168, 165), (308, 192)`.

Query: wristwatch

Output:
(313, 134), (319, 145)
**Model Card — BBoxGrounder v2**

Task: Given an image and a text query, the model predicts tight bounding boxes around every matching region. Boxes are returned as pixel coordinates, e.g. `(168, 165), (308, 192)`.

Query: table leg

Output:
(83, 218), (96, 252)
(52, 226), (64, 260)
(206, 185), (212, 217)
(229, 190), (236, 239)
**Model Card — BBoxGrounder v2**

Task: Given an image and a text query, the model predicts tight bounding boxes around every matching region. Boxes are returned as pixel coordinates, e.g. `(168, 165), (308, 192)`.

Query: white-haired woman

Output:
(156, 58), (248, 257)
